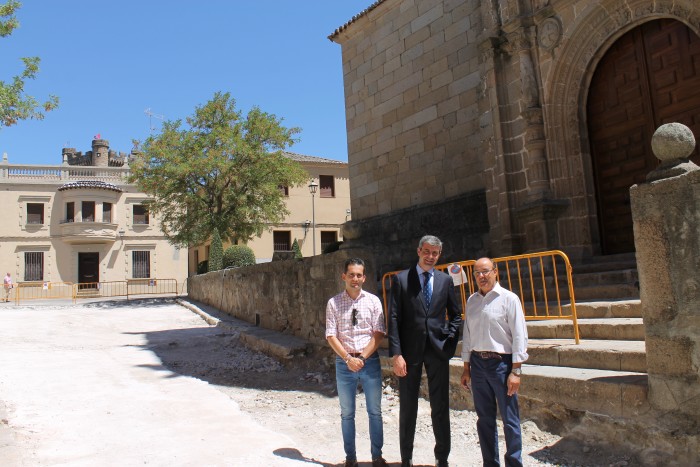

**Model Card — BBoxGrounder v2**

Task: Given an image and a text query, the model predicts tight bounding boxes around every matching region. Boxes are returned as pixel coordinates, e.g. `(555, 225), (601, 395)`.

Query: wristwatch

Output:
(511, 368), (522, 376)
(358, 355), (366, 363)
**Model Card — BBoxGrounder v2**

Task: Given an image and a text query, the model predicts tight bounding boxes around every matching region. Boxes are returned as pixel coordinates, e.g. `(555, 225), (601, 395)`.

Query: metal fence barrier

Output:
(15, 281), (74, 304)
(381, 250), (580, 344)
(12, 279), (179, 304)
(73, 281), (128, 301)
(126, 278), (178, 299)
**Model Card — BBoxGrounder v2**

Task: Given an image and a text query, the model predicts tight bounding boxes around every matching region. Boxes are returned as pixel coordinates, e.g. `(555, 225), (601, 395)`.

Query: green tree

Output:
(0, 1), (58, 128)
(223, 245), (256, 268)
(292, 238), (302, 259)
(129, 91), (307, 247)
(208, 228), (223, 272)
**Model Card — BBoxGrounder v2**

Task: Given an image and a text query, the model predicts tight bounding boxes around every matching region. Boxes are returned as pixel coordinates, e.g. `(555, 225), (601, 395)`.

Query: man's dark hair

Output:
(344, 257), (365, 274)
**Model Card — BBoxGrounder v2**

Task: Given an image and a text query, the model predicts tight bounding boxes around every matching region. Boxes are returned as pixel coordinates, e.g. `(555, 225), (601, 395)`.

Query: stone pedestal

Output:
(630, 123), (700, 421)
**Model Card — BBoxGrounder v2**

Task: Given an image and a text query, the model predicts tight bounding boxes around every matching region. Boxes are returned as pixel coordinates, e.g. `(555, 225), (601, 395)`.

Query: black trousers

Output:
(398, 338), (451, 462)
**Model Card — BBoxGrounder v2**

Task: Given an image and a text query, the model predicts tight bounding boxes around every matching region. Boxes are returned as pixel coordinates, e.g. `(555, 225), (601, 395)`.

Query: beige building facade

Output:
(188, 152), (349, 273)
(0, 139), (187, 289)
(330, 0), (700, 271)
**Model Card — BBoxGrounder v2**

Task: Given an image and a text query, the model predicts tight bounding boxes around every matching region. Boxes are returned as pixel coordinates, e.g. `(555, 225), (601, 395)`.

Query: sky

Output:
(0, 1), (370, 165)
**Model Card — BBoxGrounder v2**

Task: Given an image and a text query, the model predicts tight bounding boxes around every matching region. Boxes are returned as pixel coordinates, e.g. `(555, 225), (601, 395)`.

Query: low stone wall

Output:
(187, 248), (378, 347)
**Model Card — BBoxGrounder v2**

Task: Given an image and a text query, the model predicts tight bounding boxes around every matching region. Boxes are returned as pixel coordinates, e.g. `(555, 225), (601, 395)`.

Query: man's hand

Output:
(507, 373), (521, 396)
(460, 364), (471, 391)
(392, 355), (407, 377)
(347, 357), (364, 372)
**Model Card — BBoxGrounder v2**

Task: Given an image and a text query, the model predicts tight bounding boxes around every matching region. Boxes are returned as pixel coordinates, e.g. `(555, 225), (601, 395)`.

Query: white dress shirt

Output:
(461, 282), (529, 363)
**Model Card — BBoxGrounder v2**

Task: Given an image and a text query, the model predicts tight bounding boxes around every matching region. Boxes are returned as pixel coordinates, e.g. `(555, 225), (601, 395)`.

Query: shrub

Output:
(223, 244), (256, 268)
(197, 260), (209, 274)
(209, 228), (223, 271)
(292, 239), (302, 259)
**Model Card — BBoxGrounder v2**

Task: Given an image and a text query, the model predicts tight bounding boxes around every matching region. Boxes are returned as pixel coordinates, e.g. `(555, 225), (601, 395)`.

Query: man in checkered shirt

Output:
(326, 257), (388, 467)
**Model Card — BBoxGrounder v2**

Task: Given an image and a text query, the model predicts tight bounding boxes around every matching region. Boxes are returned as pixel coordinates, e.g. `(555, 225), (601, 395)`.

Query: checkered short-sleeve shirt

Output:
(325, 289), (386, 353)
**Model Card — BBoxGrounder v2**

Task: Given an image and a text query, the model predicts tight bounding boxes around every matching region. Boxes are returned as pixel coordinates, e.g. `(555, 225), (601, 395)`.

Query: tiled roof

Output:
(283, 151), (346, 165)
(57, 180), (123, 192)
(328, 0), (388, 40)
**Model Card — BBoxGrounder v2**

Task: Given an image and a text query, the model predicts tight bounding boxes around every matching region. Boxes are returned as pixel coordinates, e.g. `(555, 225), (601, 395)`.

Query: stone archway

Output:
(587, 19), (700, 254)
(542, 1), (700, 257)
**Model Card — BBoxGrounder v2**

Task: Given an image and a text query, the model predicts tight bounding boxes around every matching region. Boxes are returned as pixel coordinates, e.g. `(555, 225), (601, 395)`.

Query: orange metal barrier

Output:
(381, 250), (580, 344)
(15, 281), (74, 304)
(126, 278), (178, 298)
(73, 281), (128, 302)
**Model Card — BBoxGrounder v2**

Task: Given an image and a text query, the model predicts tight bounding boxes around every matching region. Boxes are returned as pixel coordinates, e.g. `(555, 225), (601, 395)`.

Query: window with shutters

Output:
(27, 203), (44, 224)
(133, 205), (149, 225)
(319, 175), (335, 198)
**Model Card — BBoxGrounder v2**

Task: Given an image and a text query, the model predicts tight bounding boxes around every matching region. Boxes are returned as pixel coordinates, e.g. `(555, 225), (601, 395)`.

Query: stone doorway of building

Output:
(587, 18), (700, 254)
(78, 252), (99, 288)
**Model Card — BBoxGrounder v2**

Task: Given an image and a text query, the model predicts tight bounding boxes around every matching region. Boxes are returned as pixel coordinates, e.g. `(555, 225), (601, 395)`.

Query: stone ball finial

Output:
(651, 123), (696, 162)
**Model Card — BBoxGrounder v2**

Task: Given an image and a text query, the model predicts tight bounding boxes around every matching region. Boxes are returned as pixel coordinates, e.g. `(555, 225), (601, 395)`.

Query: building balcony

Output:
(59, 221), (120, 244)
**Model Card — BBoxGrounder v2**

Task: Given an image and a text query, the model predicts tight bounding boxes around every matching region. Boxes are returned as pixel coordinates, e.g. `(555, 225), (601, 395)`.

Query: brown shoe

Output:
(344, 460), (358, 467)
(372, 457), (388, 467)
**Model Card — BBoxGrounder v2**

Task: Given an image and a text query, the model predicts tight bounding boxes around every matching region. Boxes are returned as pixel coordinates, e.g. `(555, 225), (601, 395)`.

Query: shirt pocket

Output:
(483, 303), (506, 320)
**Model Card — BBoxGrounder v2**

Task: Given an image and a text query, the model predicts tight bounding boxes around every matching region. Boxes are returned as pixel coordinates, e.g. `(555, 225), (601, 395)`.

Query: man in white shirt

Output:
(460, 257), (528, 467)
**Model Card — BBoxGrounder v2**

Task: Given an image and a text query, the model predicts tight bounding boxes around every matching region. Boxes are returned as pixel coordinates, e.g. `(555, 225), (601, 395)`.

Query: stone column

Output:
(630, 123), (700, 421)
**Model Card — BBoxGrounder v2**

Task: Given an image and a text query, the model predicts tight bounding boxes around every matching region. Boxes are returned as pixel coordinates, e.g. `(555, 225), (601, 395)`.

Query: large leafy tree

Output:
(0, 1), (58, 128)
(129, 91), (307, 247)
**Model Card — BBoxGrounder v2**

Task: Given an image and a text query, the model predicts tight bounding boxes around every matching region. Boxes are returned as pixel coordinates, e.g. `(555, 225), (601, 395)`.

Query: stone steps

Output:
(377, 355), (649, 419)
(527, 317), (645, 340)
(526, 338), (646, 372)
(453, 338), (646, 373)
(568, 299), (641, 319)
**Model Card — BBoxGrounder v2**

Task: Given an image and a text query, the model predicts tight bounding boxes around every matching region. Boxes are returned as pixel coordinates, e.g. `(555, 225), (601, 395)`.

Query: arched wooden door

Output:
(587, 19), (700, 254)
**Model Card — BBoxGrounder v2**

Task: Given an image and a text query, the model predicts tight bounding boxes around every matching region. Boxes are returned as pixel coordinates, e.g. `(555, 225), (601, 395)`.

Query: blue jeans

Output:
(335, 353), (383, 461)
(470, 353), (523, 467)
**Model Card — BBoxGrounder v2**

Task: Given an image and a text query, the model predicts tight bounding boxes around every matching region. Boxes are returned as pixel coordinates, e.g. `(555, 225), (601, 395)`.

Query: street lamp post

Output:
(308, 180), (318, 255)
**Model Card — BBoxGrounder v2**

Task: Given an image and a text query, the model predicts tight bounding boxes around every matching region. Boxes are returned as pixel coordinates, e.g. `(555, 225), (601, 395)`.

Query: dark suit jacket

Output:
(388, 264), (463, 362)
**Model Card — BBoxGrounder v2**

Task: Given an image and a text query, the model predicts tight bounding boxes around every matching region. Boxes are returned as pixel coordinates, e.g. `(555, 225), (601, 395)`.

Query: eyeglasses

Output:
(473, 269), (494, 277)
(352, 308), (358, 326)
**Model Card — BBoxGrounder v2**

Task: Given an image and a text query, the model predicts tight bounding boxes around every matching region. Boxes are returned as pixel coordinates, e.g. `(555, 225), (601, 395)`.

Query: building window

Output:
(132, 251), (151, 278)
(24, 252), (44, 281)
(133, 205), (149, 225)
(278, 185), (289, 196)
(321, 231), (338, 252)
(66, 202), (75, 222)
(319, 175), (335, 198)
(103, 203), (112, 223)
(82, 201), (95, 222)
(26, 203), (44, 224)
(273, 231), (291, 251)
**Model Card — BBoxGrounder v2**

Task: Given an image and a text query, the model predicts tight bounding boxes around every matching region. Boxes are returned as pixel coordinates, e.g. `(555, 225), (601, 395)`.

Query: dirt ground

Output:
(150, 302), (635, 467)
(0, 299), (635, 466)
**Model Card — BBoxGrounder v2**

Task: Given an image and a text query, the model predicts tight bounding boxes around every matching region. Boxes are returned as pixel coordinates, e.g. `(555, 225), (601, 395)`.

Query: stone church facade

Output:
(330, 0), (700, 272)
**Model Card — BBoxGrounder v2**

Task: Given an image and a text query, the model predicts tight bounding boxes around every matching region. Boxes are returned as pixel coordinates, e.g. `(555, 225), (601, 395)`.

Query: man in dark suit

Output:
(388, 235), (463, 467)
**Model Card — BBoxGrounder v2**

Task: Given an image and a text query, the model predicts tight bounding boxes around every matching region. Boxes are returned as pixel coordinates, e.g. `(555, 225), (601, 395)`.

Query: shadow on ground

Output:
(122, 300), (337, 397)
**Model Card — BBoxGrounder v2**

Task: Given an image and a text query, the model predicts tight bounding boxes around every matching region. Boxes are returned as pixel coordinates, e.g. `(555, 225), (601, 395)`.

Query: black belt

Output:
(472, 351), (505, 360)
(348, 353), (363, 357)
